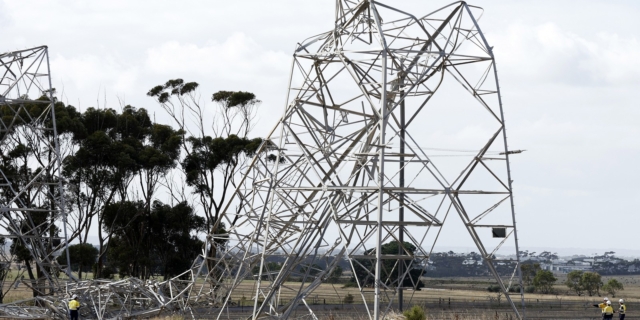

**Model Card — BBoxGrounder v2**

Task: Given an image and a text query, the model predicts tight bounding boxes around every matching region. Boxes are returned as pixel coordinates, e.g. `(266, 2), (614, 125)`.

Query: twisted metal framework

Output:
(207, 0), (525, 319)
(0, 1), (526, 318)
(0, 253), (229, 319)
(0, 46), (72, 295)
(0, 276), (199, 319)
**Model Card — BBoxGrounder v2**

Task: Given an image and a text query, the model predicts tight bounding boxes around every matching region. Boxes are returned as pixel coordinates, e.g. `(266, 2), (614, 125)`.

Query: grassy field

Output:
(3, 274), (639, 319)
(222, 275), (640, 304)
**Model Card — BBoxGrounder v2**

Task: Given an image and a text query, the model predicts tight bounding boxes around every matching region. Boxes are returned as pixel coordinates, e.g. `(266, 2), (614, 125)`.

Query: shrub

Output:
(403, 305), (426, 320)
(487, 285), (501, 292)
(525, 285), (535, 293)
(532, 270), (557, 294)
(508, 285), (521, 293)
(96, 265), (115, 279)
(602, 279), (624, 297)
(342, 293), (354, 304)
(342, 282), (358, 288)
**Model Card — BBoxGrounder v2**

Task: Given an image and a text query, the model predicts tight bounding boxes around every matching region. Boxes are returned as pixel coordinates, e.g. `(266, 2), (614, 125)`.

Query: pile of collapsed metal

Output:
(0, 277), (193, 319)
(0, 238), (254, 320)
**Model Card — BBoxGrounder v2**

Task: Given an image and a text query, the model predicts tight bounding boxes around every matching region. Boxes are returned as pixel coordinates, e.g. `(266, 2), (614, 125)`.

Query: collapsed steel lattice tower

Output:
(0, 46), (71, 295)
(0, 1), (526, 318)
(209, 0), (526, 319)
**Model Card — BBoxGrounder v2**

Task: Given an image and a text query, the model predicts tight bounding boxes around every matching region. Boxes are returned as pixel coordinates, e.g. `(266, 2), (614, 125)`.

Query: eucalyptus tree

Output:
(56, 243), (99, 279)
(103, 200), (204, 280)
(147, 80), (264, 267)
(353, 241), (425, 290)
(63, 105), (183, 277)
(63, 107), (136, 277)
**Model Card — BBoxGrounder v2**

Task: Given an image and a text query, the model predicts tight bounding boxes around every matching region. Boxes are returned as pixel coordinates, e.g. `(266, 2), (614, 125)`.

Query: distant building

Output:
(541, 263), (592, 273)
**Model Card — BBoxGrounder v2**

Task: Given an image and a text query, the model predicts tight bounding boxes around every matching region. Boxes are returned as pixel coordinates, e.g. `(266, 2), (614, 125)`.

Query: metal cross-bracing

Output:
(0, 46), (72, 296)
(210, 0), (525, 319)
(0, 1), (525, 318)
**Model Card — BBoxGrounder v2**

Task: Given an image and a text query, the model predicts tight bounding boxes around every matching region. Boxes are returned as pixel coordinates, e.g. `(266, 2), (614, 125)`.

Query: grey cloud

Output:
(2, 0), (639, 252)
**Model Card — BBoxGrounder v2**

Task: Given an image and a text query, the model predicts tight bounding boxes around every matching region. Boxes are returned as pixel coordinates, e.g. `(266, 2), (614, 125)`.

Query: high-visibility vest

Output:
(68, 299), (80, 311)
(619, 304), (626, 314)
(604, 305), (614, 315)
(598, 302), (607, 313)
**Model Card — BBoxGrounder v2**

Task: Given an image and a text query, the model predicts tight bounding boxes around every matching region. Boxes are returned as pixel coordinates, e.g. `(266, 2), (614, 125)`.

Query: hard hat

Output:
(604, 297), (609, 301)
(606, 301), (611, 305)
(71, 294), (77, 299)
(619, 299), (624, 303)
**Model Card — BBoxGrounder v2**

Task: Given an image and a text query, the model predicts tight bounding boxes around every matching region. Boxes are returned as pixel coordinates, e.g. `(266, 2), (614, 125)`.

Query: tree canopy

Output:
(565, 270), (603, 296)
(602, 278), (624, 297)
(1, 81), (266, 298)
(352, 241), (424, 290)
(104, 200), (205, 280)
(532, 270), (557, 294)
(56, 243), (99, 279)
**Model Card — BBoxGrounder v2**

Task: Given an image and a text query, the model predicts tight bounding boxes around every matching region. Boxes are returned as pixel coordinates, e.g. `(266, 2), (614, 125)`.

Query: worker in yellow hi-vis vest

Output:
(618, 299), (626, 320)
(594, 297), (610, 319)
(603, 300), (614, 320)
(68, 294), (80, 320)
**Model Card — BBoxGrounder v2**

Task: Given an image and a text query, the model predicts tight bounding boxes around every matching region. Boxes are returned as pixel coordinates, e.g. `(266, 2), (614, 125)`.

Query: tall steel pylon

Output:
(207, 1), (526, 319)
(0, 46), (72, 295)
(203, 1), (528, 319)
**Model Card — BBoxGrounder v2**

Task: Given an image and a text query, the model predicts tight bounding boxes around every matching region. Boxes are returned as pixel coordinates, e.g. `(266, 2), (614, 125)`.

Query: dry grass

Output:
(316, 310), (518, 320)
(1, 274), (639, 319)
(2, 289), (32, 303)
(147, 312), (508, 320)
(224, 275), (640, 306)
(147, 316), (184, 320)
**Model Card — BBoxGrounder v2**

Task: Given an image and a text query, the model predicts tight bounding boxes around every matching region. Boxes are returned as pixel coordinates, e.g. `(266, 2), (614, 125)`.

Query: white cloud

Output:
(0, 1), (11, 27)
(589, 32), (640, 85)
(145, 33), (290, 82)
(50, 54), (139, 107)
(493, 22), (640, 86)
(143, 33), (293, 138)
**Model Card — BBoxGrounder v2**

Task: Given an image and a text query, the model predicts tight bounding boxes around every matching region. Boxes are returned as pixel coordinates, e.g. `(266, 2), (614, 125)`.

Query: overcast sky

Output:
(2, 0), (639, 255)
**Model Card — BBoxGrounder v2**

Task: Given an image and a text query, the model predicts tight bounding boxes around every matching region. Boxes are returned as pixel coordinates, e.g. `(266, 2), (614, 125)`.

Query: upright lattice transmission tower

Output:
(0, 46), (71, 295)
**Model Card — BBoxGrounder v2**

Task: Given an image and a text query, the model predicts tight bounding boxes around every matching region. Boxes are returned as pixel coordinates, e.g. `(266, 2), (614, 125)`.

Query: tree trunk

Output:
(96, 240), (104, 279)
(24, 261), (38, 297)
